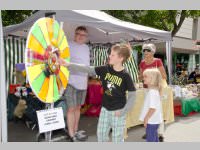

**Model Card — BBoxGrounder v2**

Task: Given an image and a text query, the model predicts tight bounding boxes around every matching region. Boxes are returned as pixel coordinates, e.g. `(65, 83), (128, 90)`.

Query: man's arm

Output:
(59, 58), (97, 76)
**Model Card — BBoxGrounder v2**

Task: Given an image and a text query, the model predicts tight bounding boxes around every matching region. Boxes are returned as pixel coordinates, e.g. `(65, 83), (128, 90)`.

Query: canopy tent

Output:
(1, 10), (172, 142)
(3, 10), (172, 42)
(3, 10), (172, 80)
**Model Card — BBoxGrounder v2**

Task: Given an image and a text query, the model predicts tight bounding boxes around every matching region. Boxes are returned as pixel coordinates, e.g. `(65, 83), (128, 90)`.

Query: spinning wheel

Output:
(25, 17), (70, 103)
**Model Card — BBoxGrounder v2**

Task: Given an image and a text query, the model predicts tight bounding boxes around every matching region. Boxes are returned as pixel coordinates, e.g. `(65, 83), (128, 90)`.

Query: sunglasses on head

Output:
(143, 49), (151, 53)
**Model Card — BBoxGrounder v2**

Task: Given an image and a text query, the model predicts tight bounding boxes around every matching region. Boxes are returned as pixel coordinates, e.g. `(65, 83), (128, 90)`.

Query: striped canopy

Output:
(90, 45), (139, 83)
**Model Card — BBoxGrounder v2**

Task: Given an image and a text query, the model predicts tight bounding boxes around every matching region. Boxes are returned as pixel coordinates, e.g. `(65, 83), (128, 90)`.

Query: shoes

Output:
(142, 134), (164, 142)
(142, 134), (146, 139)
(67, 130), (88, 142)
(159, 135), (164, 142)
(75, 130), (88, 141)
(69, 136), (79, 142)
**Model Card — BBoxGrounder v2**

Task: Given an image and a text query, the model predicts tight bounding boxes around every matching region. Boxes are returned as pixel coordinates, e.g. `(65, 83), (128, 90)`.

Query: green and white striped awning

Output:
(124, 53), (139, 83)
(90, 44), (139, 83)
(4, 37), (139, 91)
(4, 36), (26, 90)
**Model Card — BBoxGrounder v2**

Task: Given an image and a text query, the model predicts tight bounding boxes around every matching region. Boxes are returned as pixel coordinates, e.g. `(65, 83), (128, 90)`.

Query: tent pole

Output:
(44, 103), (54, 142)
(166, 41), (172, 85)
(199, 49), (200, 69)
(0, 10), (8, 143)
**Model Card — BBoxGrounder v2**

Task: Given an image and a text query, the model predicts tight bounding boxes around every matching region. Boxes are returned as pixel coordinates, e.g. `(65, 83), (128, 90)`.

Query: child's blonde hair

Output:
(111, 44), (131, 64)
(143, 68), (163, 95)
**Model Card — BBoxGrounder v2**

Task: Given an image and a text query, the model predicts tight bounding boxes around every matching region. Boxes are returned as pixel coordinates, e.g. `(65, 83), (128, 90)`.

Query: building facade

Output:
(155, 17), (200, 74)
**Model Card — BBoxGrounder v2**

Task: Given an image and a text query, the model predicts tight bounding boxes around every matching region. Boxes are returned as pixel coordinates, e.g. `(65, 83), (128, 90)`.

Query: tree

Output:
(104, 10), (200, 37)
(2, 10), (33, 26)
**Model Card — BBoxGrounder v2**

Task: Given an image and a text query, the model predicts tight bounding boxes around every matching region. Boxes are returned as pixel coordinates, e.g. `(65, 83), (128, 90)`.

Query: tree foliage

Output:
(2, 10), (33, 26)
(104, 10), (200, 37)
(2, 10), (200, 37)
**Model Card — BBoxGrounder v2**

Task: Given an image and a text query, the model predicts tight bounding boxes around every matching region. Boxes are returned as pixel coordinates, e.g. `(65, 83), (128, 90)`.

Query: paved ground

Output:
(8, 113), (200, 142)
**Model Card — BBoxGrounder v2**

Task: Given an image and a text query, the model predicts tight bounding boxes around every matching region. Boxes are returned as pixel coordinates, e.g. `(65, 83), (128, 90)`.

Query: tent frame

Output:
(0, 10), (8, 143)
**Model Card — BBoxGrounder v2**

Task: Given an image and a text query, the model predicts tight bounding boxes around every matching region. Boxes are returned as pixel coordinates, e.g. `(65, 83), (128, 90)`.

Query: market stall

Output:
(171, 84), (200, 116)
(1, 10), (173, 142)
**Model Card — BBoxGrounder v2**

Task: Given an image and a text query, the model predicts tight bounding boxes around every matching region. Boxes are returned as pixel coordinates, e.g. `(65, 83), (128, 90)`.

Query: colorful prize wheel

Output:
(25, 17), (70, 103)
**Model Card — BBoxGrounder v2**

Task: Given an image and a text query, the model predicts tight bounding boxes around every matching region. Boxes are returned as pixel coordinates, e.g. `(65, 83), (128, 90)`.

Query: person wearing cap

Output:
(139, 43), (167, 142)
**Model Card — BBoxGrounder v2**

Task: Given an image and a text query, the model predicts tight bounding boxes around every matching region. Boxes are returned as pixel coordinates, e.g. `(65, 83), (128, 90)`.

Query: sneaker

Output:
(69, 136), (78, 142)
(142, 134), (146, 139)
(159, 135), (164, 142)
(76, 130), (86, 136)
(75, 130), (88, 141)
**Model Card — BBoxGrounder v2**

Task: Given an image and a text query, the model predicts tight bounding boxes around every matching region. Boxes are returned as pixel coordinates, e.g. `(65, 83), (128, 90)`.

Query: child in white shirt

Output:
(139, 68), (163, 142)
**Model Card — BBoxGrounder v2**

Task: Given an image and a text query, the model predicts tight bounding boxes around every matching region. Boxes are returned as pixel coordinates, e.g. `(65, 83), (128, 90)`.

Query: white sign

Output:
(36, 107), (65, 133)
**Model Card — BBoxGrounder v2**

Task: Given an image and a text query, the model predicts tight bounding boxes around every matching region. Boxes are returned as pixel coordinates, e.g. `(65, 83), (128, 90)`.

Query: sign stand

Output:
(44, 103), (54, 142)
(36, 102), (67, 142)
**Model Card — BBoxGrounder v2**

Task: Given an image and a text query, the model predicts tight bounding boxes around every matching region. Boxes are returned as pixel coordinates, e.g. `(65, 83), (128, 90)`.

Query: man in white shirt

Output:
(63, 26), (90, 142)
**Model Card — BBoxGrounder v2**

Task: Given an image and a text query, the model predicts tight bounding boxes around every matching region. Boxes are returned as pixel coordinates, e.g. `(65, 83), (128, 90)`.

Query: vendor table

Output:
(125, 86), (174, 138)
(180, 97), (200, 116)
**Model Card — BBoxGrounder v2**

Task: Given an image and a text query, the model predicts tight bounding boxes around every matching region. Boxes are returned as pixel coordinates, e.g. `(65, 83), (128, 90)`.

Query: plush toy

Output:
(14, 86), (28, 118)
(14, 99), (27, 118)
